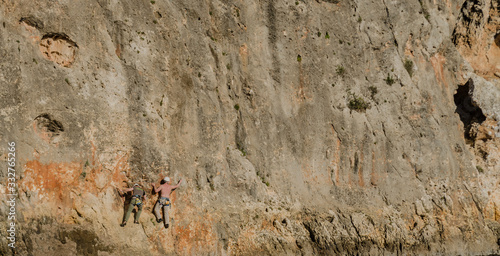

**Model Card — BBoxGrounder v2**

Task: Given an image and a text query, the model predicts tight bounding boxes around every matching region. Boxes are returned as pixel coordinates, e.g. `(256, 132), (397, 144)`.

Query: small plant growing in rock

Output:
(418, 0), (430, 21)
(297, 54), (302, 62)
(348, 93), (370, 112)
(325, 32), (330, 39)
(368, 86), (378, 99)
(150, 0), (155, 4)
(404, 59), (413, 77)
(295, 1), (299, 5)
(357, 16), (362, 23)
(477, 166), (485, 173)
(317, 32), (321, 37)
(237, 144), (247, 156)
(65, 78), (70, 85)
(234, 104), (240, 110)
(385, 74), (395, 85)
(336, 65), (345, 76)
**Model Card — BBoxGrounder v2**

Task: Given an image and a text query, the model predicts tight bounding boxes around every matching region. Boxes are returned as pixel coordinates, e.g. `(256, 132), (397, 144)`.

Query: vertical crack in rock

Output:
(39, 33), (78, 67)
(266, 1), (281, 84)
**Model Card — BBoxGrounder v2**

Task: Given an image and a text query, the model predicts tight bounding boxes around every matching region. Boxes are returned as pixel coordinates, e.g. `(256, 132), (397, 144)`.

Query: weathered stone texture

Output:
(0, 0), (500, 255)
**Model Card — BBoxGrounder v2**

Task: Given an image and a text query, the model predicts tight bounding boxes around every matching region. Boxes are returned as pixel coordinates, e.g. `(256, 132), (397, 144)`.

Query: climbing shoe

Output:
(156, 218), (163, 223)
(134, 220), (139, 224)
(120, 221), (127, 227)
(164, 224), (169, 229)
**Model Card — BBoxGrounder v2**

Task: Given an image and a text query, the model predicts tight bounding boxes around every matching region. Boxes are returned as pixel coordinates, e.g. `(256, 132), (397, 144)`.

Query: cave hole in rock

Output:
(454, 79), (486, 144)
(34, 114), (64, 141)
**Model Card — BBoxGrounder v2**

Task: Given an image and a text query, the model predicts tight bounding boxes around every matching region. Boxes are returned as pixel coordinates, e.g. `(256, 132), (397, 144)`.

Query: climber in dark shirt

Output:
(120, 183), (146, 226)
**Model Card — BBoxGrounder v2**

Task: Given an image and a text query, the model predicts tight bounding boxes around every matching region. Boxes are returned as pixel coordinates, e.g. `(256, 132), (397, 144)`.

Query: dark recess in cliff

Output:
(454, 79), (486, 144)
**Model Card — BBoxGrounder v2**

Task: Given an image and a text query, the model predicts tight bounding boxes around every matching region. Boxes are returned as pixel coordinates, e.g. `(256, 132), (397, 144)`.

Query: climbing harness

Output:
(159, 197), (171, 207)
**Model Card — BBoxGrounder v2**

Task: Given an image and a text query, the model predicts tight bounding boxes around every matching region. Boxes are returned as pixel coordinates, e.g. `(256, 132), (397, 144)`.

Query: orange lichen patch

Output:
(21, 149), (129, 210)
(333, 138), (341, 185)
(39, 33), (77, 67)
(231, 229), (260, 254)
(115, 43), (121, 58)
(21, 160), (82, 206)
(404, 35), (414, 58)
(328, 125), (342, 186)
(301, 161), (333, 186)
(293, 64), (312, 103)
(239, 44), (248, 69)
(408, 114), (422, 121)
(370, 151), (377, 186)
(153, 189), (218, 254)
(358, 152), (365, 187)
(430, 53), (448, 88)
(231, 226), (270, 255)
(109, 153), (130, 185)
(231, 218), (284, 254)
(485, 200), (500, 221)
(485, 32), (500, 73)
(174, 214), (217, 255)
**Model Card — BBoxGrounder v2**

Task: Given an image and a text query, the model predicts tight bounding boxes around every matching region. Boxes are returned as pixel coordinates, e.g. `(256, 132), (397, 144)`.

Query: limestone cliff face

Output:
(1, 0), (500, 255)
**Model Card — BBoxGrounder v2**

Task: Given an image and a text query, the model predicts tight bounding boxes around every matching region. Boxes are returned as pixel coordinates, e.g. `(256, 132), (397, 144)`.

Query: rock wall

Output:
(0, 0), (500, 255)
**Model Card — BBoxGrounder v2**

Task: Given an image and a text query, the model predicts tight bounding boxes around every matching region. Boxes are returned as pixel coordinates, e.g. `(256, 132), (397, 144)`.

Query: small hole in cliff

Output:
(494, 32), (500, 48)
(454, 79), (486, 144)
(39, 33), (78, 67)
(34, 114), (64, 144)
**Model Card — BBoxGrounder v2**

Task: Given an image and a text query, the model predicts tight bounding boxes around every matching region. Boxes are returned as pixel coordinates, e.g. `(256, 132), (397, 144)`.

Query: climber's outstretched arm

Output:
(151, 183), (162, 193)
(172, 179), (184, 189)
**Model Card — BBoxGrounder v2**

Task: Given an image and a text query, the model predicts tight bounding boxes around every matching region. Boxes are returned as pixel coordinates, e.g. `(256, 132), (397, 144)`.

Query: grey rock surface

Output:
(0, 0), (499, 255)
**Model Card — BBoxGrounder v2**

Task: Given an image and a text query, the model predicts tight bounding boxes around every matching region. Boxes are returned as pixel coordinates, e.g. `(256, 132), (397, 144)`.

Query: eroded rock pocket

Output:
(39, 33), (78, 67)
(19, 16), (44, 29)
(33, 114), (64, 144)
(454, 79), (486, 144)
